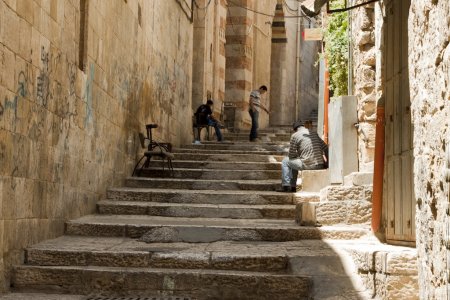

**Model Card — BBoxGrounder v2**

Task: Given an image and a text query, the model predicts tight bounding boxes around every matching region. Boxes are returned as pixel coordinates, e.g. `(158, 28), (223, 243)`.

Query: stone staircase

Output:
(10, 127), (381, 299)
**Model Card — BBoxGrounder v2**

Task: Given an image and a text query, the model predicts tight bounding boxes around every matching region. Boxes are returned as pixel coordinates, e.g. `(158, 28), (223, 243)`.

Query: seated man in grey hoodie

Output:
(279, 120), (328, 192)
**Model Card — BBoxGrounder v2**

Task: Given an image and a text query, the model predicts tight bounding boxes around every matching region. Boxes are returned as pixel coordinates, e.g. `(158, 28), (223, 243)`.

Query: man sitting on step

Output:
(279, 120), (328, 192)
(195, 99), (224, 142)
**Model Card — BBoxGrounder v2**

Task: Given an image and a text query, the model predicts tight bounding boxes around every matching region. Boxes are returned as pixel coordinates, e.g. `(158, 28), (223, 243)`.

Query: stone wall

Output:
(409, 0), (450, 298)
(350, 0), (376, 172)
(192, 0), (227, 117)
(0, 0), (193, 291)
(225, 0), (277, 130)
(269, 0), (298, 126)
(298, 18), (320, 122)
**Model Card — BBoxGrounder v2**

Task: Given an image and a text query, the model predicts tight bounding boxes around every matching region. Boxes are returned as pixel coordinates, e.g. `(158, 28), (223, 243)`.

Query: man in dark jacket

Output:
(195, 99), (223, 142)
(279, 120), (328, 192)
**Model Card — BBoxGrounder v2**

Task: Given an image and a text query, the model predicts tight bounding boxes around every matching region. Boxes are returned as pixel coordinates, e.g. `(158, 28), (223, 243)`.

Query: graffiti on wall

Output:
(1, 70), (29, 119)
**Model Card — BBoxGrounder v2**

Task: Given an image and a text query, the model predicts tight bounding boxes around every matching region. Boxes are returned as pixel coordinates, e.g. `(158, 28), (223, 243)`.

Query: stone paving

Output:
(2, 128), (418, 299)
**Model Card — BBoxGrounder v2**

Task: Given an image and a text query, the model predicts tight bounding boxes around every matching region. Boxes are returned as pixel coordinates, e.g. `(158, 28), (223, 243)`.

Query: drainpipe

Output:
(323, 59), (329, 144)
(295, 2), (301, 122)
(372, 97), (385, 232)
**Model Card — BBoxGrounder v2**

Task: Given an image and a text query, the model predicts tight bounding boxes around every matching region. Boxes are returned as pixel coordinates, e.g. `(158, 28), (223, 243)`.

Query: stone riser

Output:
(107, 189), (293, 205)
(65, 222), (368, 242)
(151, 160), (281, 170)
(97, 201), (296, 219)
(179, 144), (287, 151)
(13, 266), (311, 300)
(172, 148), (286, 156)
(171, 153), (284, 162)
(125, 178), (280, 191)
(315, 200), (372, 225)
(25, 248), (289, 272)
(296, 200), (372, 226)
(140, 168), (281, 180)
(222, 136), (289, 142)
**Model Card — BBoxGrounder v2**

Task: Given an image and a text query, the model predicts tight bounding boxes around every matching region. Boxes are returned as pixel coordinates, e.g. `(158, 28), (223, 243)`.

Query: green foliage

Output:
(324, 4), (348, 96)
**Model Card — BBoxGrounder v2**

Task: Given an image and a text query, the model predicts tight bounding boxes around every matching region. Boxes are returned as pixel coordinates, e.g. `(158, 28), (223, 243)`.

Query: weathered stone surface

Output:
(13, 266), (312, 299)
(141, 168), (281, 180)
(316, 200), (372, 225)
(125, 177), (281, 191)
(65, 214), (368, 242)
(320, 185), (373, 202)
(407, 0), (450, 298)
(98, 200), (295, 219)
(344, 172), (374, 186)
(301, 169), (330, 192)
(107, 188), (294, 205)
(294, 191), (320, 203)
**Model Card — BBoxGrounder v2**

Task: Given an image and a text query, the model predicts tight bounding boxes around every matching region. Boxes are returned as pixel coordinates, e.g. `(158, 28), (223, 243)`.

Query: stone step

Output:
(24, 236), (289, 272)
(171, 152), (284, 162)
(97, 200), (296, 219)
(65, 215), (369, 242)
(107, 188), (294, 205)
(125, 177), (280, 191)
(151, 160), (281, 170)
(13, 265), (311, 299)
(221, 136), (290, 142)
(179, 143), (289, 152)
(172, 147), (287, 155)
(140, 168), (280, 180)
(223, 133), (290, 138)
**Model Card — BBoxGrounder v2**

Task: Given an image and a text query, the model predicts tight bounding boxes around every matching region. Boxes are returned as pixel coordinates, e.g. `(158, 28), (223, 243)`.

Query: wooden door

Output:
(383, 0), (415, 245)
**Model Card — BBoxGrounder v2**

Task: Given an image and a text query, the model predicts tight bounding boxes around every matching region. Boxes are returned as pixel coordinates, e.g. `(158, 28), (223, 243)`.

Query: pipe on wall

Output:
(372, 100), (385, 232)
(323, 59), (329, 144)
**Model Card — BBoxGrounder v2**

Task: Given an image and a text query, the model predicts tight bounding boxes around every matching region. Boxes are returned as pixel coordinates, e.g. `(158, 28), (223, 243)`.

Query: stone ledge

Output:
(343, 172), (373, 186)
(320, 185), (373, 202)
(301, 169), (330, 192)
(296, 200), (372, 225)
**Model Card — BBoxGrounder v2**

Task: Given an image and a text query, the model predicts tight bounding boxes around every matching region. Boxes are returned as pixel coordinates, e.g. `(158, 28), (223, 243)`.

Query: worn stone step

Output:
(97, 201), (296, 219)
(13, 265), (311, 299)
(107, 188), (294, 205)
(172, 147), (287, 155)
(140, 168), (280, 180)
(65, 215), (369, 242)
(151, 160), (281, 170)
(222, 136), (290, 142)
(24, 236), (289, 272)
(179, 143), (289, 152)
(171, 152), (284, 162)
(125, 177), (280, 191)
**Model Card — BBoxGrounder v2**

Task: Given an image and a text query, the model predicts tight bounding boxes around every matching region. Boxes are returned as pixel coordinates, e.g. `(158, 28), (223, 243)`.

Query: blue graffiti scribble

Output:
(84, 63), (95, 128)
(1, 71), (28, 119)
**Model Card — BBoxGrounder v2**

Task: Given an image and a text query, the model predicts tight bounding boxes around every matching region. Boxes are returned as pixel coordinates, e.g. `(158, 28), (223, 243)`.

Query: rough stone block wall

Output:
(409, 0), (450, 298)
(298, 21), (320, 122)
(0, 0), (193, 291)
(351, 1), (376, 172)
(269, 0), (299, 126)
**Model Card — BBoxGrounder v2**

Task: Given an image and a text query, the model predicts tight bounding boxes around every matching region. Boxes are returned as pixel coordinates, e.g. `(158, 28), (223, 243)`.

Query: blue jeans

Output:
(281, 157), (305, 187)
(208, 119), (223, 141)
(249, 109), (259, 140)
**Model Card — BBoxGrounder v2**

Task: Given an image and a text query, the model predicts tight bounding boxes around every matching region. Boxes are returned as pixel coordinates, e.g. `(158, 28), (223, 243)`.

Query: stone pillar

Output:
(350, 0), (376, 172)
(225, 0), (255, 129)
(192, 1), (227, 116)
